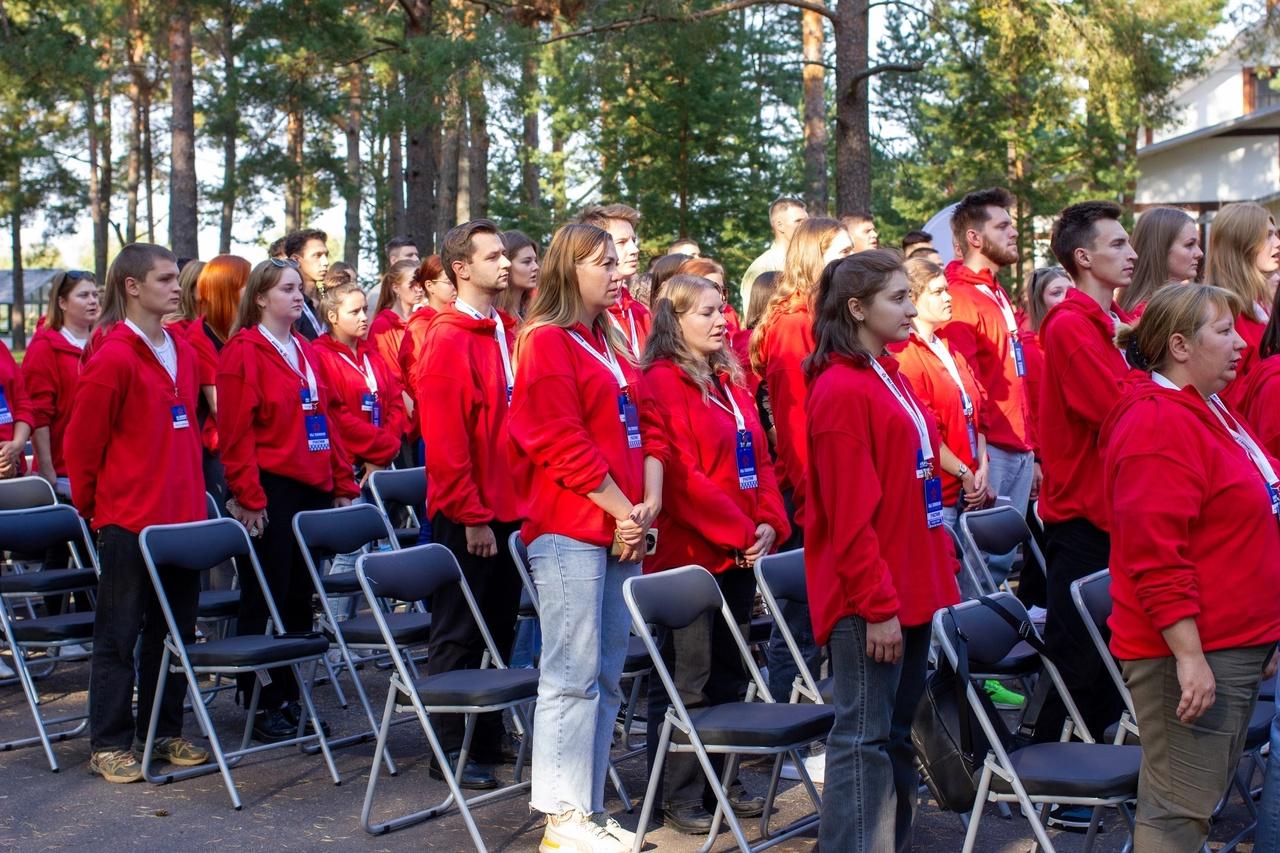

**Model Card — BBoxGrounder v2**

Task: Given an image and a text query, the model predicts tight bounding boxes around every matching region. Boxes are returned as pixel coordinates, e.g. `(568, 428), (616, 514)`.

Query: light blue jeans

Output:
(983, 446), (1034, 585)
(1256, 690), (1280, 850)
(528, 533), (640, 815)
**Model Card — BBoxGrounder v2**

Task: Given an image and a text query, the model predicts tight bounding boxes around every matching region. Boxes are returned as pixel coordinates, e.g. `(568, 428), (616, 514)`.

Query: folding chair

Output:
(196, 491), (239, 632)
(137, 518), (340, 809)
(369, 466), (426, 549)
(932, 593), (1140, 853)
(959, 506), (1047, 597)
(294, 503), (433, 767)
(625, 565), (833, 853)
(0, 476), (57, 510)
(0, 505), (98, 770)
(357, 543), (539, 849)
(754, 548), (830, 704)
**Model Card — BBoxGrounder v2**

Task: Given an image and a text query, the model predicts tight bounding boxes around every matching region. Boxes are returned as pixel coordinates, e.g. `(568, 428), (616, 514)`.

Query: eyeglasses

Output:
(269, 258), (300, 269)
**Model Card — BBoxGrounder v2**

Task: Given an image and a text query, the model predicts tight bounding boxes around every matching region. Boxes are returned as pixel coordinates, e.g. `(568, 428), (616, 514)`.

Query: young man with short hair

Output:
(385, 235), (419, 270)
(739, 197), (808, 304)
(841, 212), (879, 253)
(285, 228), (331, 339)
(578, 203), (652, 357)
(901, 229), (934, 256)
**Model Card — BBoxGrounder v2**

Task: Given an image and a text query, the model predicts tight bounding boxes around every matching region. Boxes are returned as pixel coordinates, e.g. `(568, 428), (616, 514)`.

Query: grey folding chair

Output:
(196, 491), (239, 634)
(753, 548), (830, 704)
(0, 476), (57, 510)
(138, 518), (340, 809)
(368, 466), (426, 549)
(625, 565), (833, 853)
(959, 506), (1047, 597)
(357, 543), (539, 849)
(0, 505), (98, 770)
(932, 594), (1140, 853)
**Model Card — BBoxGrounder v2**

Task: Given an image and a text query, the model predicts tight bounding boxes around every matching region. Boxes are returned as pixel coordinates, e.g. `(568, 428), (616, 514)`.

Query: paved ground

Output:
(0, 654), (1260, 851)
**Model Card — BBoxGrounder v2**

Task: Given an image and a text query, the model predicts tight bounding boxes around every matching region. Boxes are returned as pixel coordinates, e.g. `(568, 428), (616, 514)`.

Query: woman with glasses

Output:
(368, 259), (423, 389)
(398, 254), (457, 393)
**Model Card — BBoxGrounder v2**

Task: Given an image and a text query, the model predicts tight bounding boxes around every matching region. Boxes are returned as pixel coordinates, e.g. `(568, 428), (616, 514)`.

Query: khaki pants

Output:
(1123, 645), (1271, 852)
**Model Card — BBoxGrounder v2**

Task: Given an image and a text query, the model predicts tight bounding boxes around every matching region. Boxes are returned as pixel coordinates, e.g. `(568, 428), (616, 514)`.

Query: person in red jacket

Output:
(1209, 203), (1280, 407)
(497, 229), (540, 321)
(0, 332), (33, 482)
(398, 254), (456, 401)
(578, 203), (653, 358)
(640, 273), (789, 833)
(1034, 201), (1137, 758)
(1018, 266), (1071, 458)
(508, 222), (667, 852)
(1103, 283), (1280, 851)
(415, 219), (522, 790)
(804, 250), (959, 853)
(65, 242), (210, 783)
(368, 258), (423, 389)
(217, 258), (358, 744)
(1238, 282), (1280, 458)
(675, 256), (743, 333)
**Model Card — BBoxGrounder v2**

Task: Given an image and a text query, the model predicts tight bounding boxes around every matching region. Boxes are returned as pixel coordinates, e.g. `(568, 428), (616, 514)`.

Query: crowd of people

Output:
(3, 188), (1280, 853)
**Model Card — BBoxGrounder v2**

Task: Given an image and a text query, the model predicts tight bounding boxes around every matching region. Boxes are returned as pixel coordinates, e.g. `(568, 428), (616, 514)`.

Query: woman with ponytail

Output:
(1208, 203), (1280, 404)
(368, 259), (424, 388)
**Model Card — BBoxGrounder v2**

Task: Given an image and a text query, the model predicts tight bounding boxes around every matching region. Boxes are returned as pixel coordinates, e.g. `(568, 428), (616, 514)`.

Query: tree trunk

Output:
(125, 81), (141, 244)
(344, 70), (363, 267)
(548, 22), (567, 221)
(403, 0), (439, 253)
(833, 0), (870, 216)
(285, 100), (305, 231)
(168, 6), (199, 257)
(519, 50), (541, 212)
(802, 5), (829, 216)
(87, 82), (110, 279)
(468, 79), (489, 220)
(10, 201), (25, 351)
(437, 80), (462, 240)
(388, 71), (407, 235)
(218, 1), (238, 254)
(143, 84), (155, 242)
(455, 100), (470, 225)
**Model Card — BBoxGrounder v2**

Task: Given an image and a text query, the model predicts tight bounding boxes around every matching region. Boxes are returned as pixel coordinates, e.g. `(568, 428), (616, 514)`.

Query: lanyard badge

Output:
(618, 391), (642, 449)
(924, 475), (944, 528)
(361, 392), (382, 427)
(736, 430), (759, 490)
(305, 413), (330, 452)
(1011, 336), (1027, 377)
(0, 387), (11, 426)
(171, 405), (190, 430)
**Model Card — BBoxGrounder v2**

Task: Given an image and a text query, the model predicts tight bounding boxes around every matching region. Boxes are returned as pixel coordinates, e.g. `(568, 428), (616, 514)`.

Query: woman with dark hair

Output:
(676, 256), (742, 332)
(368, 259), (424, 390)
(498, 230), (540, 321)
(1119, 207), (1203, 319)
(804, 250), (959, 852)
(646, 253), (690, 307)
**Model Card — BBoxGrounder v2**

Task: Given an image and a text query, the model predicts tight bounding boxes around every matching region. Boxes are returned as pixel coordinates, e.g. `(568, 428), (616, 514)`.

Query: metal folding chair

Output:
(0, 476), (57, 510)
(137, 518), (340, 809)
(959, 506), (1047, 597)
(753, 548), (829, 704)
(625, 565), (833, 853)
(368, 466), (426, 549)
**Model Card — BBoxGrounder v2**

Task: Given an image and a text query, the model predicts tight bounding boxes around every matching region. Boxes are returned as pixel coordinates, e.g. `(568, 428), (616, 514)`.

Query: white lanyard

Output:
(456, 299), (515, 398)
(1257, 301), (1272, 324)
(258, 325), (318, 402)
(607, 308), (640, 356)
(336, 349), (379, 397)
(975, 282), (1019, 337)
(923, 335), (974, 416)
(871, 357), (934, 463)
(125, 319), (177, 383)
(708, 379), (747, 433)
(1153, 372), (1280, 487)
(566, 328), (628, 390)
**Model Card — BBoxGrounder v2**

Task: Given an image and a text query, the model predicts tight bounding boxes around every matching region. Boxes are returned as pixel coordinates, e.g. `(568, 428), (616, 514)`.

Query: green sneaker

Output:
(89, 748), (144, 783)
(134, 736), (210, 767)
(984, 679), (1026, 710)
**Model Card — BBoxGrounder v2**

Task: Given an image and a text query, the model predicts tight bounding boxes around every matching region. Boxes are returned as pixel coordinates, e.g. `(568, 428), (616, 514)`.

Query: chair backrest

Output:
(0, 476), (57, 511)
(205, 491), (222, 519)
(358, 543), (459, 604)
(1070, 568), (1135, 718)
(507, 531), (540, 617)
(961, 506), (1031, 557)
(140, 518), (251, 572)
(626, 564), (723, 629)
(294, 504), (395, 559)
(757, 548), (806, 603)
(0, 504), (97, 569)
(368, 468), (426, 514)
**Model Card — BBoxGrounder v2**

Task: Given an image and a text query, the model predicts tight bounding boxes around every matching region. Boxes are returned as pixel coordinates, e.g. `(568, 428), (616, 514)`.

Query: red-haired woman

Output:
(677, 256), (742, 333)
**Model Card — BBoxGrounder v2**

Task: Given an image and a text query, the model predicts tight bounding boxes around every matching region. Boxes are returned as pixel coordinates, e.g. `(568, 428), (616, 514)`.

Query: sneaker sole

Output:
(90, 766), (143, 784)
(137, 753), (209, 767)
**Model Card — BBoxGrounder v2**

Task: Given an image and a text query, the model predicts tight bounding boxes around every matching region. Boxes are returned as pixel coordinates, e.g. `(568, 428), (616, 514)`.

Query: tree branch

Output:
(541, 0), (837, 44)
(850, 60), (923, 85)
(396, 0), (423, 32)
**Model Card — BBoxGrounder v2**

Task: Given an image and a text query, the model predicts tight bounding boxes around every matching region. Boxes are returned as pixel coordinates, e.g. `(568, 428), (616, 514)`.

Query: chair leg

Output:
(360, 687), (400, 834)
(692, 743), (751, 853)
(632, 719), (672, 853)
(292, 663), (341, 785)
(961, 766), (993, 853)
(5, 641), (62, 771)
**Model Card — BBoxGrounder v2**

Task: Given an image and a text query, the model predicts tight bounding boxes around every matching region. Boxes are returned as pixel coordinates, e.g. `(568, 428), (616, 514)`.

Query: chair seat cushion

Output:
(9, 611), (96, 643)
(971, 640), (1039, 676)
(402, 667), (541, 708)
(184, 634), (329, 668)
(674, 702), (834, 749)
(320, 572), (362, 596)
(197, 589), (240, 619)
(990, 743), (1141, 798)
(623, 636), (650, 673)
(327, 612), (432, 647)
(0, 567), (97, 595)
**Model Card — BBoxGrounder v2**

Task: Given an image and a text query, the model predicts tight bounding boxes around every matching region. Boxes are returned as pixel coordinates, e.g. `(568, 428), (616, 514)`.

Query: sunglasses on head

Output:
(269, 258), (300, 269)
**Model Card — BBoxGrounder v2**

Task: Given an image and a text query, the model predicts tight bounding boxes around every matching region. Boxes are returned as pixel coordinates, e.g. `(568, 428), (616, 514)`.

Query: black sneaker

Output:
(429, 750), (498, 790)
(662, 801), (714, 835)
(251, 708), (297, 743)
(725, 782), (766, 818)
(281, 701), (331, 738)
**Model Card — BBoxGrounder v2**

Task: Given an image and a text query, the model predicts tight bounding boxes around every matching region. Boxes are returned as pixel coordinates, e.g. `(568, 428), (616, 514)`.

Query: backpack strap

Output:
(946, 605), (979, 763)
(977, 595), (1052, 741)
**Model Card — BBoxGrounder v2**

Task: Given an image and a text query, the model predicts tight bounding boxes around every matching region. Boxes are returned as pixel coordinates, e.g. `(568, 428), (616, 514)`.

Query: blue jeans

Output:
(983, 446), (1034, 584)
(528, 534), (639, 815)
(1257, 690), (1280, 850)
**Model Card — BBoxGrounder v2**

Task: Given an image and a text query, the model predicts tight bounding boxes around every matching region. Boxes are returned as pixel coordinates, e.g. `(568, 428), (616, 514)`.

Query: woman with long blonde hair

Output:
(1210, 202), (1280, 403)
(1120, 207), (1202, 318)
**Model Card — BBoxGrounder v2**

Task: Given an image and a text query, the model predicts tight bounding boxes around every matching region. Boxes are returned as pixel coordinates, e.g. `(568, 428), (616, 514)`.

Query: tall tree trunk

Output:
(388, 71), (407, 235)
(285, 100), (305, 231)
(833, 0), (870, 215)
(87, 82), (110, 279)
(9, 198), (25, 351)
(143, 85), (155, 242)
(437, 80), (462, 239)
(403, 0), (439, 253)
(519, 50), (541, 212)
(344, 70), (363, 267)
(168, 6), (199, 257)
(547, 22), (567, 221)
(218, 1), (238, 254)
(468, 80), (489, 219)
(125, 83), (141, 244)
(802, 5), (829, 216)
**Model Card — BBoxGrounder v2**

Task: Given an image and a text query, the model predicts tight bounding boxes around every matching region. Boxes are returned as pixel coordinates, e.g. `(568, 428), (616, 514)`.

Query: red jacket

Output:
(804, 354), (960, 644)
(65, 323), (205, 532)
(508, 322), (668, 547)
(895, 333), (989, 505)
(754, 297), (813, 506)
(311, 335), (407, 467)
(607, 287), (652, 357)
(1222, 310), (1268, 409)
(398, 305), (440, 398)
(21, 327), (81, 477)
(728, 328), (760, 395)
(217, 327), (359, 511)
(369, 308), (409, 387)
(1238, 355), (1280, 459)
(643, 360), (790, 574)
(167, 318), (221, 453)
(0, 342), (32, 476)
(1102, 371), (1280, 659)
(418, 305), (522, 525)
(938, 261), (1031, 453)
(1020, 331), (1045, 455)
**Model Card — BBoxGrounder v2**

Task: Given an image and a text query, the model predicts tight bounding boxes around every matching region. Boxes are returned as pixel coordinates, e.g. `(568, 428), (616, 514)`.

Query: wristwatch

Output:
(956, 464), (971, 479)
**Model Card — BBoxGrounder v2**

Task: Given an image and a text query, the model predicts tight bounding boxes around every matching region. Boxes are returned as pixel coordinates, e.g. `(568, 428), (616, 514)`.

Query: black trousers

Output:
(1034, 518), (1125, 743)
(89, 526), (200, 751)
(234, 472), (331, 709)
(426, 513), (523, 757)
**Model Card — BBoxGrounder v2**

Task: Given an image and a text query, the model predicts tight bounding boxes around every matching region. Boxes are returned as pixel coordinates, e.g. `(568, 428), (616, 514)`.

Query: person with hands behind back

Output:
(803, 251), (960, 853)
(216, 258), (359, 744)
(508, 223), (667, 853)
(640, 274), (790, 834)
(1103, 284), (1280, 851)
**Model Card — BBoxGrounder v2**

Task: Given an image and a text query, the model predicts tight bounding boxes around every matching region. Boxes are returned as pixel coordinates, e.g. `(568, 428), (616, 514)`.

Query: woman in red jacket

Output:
(1209, 203), (1280, 406)
(497, 230), (540, 321)
(65, 243), (209, 783)
(804, 250), (960, 853)
(640, 273), (790, 833)
(1239, 283), (1280, 457)
(508, 223), (666, 852)
(398, 254), (456, 397)
(24, 270), (99, 495)
(368, 259), (423, 388)
(676, 256), (742, 333)
(1103, 283), (1280, 850)
(217, 258), (359, 744)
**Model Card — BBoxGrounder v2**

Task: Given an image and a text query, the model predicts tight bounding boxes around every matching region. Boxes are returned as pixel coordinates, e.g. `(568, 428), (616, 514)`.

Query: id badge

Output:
(735, 430), (759, 490)
(916, 449), (930, 479)
(1011, 337), (1027, 377)
(0, 387), (11, 426)
(924, 476), (944, 528)
(305, 413), (331, 452)
(360, 392), (375, 413)
(300, 388), (317, 412)
(965, 416), (979, 459)
(371, 401), (382, 428)
(171, 404), (190, 430)
(618, 392), (642, 449)
(1269, 482), (1280, 518)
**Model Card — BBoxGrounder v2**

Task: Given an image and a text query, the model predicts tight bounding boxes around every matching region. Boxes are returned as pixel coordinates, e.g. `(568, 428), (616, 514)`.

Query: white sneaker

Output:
(540, 810), (627, 853)
(59, 643), (90, 658)
(0, 656), (14, 679)
(779, 751), (826, 784)
(589, 812), (636, 848)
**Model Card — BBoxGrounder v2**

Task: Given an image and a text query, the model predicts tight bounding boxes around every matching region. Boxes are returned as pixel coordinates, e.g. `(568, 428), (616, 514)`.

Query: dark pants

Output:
(1035, 519), (1125, 743)
(234, 472), (330, 709)
(645, 568), (755, 808)
(820, 617), (931, 853)
(89, 526), (200, 751)
(427, 513), (523, 757)
(1015, 500), (1048, 609)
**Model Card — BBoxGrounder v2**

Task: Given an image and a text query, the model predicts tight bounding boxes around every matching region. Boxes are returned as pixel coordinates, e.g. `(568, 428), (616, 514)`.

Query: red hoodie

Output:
(369, 308), (409, 387)
(1102, 371), (1280, 659)
(398, 305), (440, 399)
(1238, 355), (1280, 458)
(217, 327), (359, 511)
(938, 261), (1031, 453)
(643, 360), (790, 574)
(1020, 330), (1045, 454)
(508, 322), (668, 547)
(418, 305), (522, 525)
(1222, 309), (1268, 409)
(896, 333), (990, 505)
(607, 287), (652, 358)
(0, 341), (33, 476)
(754, 296), (813, 505)
(21, 326), (82, 477)
(65, 323), (204, 532)
(804, 354), (960, 645)
(167, 317), (221, 453)
(311, 335), (407, 467)
(1038, 288), (1130, 529)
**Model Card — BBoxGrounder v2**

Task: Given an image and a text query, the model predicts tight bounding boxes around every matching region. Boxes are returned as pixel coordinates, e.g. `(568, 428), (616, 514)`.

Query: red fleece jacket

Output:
(754, 296), (813, 509)
(311, 335), (407, 467)
(369, 308), (409, 387)
(607, 287), (652, 358)
(21, 327), (81, 477)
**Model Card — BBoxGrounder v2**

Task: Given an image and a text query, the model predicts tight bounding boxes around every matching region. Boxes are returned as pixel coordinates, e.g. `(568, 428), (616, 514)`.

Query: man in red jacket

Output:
(579, 203), (652, 357)
(1034, 201), (1137, 754)
(417, 219), (520, 790)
